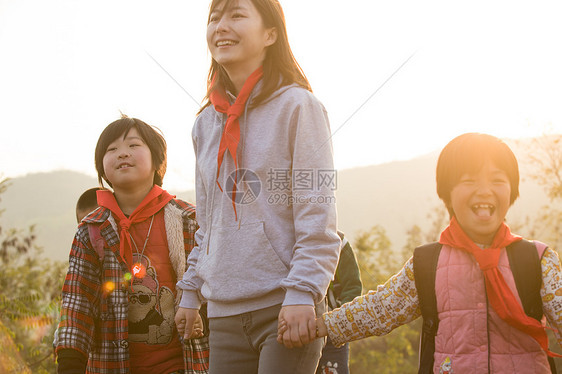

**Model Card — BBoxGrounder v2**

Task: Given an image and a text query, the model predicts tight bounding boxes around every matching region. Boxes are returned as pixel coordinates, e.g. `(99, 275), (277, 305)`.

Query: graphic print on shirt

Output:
(320, 361), (339, 373)
(439, 356), (454, 374)
(128, 254), (175, 345)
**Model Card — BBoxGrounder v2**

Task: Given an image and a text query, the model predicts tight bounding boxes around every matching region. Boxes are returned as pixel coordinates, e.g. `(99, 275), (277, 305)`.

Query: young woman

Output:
(175, 1), (340, 373)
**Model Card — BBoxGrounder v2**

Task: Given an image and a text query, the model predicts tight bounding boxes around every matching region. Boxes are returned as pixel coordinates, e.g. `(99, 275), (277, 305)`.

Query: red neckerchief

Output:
(97, 185), (173, 272)
(209, 66), (263, 220)
(440, 217), (559, 357)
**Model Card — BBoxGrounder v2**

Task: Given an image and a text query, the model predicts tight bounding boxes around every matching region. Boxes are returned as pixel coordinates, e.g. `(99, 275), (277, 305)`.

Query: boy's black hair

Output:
(94, 116), (167, 188)
(436, 133), (520, 217)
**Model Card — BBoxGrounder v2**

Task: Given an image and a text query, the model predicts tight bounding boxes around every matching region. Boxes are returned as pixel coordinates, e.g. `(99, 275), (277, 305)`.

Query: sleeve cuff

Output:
(179, 290), (202, 309)
(56, 348), (87, 374)
(322, 313), (345, 347)
(282, 288), (314, 306)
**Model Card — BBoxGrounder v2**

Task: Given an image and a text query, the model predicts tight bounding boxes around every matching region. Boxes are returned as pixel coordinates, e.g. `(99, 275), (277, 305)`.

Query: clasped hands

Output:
(175, 305), (328, 347)
(175, 307), (205, 340)
(276, 305), (327, 348)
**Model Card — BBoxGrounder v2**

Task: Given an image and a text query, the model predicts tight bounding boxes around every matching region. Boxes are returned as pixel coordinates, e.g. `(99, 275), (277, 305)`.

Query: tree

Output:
(353, 225), (396, 290)
(520, 133), (562, 365)
(0, 178), (66, 373)
(0, 320), (31, 374)
(527, 134), (562, 201)
(523, 134), (562, 251)
(348, 225), (422, 374)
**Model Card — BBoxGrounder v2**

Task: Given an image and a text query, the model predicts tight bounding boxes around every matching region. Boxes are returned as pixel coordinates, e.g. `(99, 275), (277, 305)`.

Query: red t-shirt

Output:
(127, 210), (184, 374)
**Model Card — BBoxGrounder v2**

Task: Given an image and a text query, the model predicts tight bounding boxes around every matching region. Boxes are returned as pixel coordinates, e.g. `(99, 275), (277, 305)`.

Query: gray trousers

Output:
(208, 303), (325, 374)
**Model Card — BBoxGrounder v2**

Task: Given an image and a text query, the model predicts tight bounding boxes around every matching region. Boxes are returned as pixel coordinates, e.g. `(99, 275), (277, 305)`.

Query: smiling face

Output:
(207, 0), (276, 78)
(449, 160), (512, 245)
(102, 128), (155, 193)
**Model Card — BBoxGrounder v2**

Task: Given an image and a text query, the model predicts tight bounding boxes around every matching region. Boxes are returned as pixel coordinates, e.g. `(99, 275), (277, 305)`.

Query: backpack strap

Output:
(506, 239), (544, 321)
(87, 224), (105, 262)
(413, 242), (442, 374)
(506, 239), (556, 374)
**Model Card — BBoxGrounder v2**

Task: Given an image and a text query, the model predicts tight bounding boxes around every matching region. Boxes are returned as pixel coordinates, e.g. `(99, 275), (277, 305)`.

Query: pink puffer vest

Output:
(433, 243), (550, 374)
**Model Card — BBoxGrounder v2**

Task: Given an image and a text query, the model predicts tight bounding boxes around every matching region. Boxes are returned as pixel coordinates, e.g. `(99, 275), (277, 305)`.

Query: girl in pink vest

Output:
(280, 133), (562, 373)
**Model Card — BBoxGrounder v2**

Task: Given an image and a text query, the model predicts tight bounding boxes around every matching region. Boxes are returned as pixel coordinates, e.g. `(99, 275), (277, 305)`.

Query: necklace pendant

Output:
(132, 262), (146, 278)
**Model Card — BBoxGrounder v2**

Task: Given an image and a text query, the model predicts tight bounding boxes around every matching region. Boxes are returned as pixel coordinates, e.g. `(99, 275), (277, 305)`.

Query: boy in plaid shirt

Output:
(55, 116), (209, 374)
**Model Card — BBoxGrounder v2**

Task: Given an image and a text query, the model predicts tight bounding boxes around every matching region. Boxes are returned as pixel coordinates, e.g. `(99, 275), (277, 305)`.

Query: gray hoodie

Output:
(177, 83), (340, 318)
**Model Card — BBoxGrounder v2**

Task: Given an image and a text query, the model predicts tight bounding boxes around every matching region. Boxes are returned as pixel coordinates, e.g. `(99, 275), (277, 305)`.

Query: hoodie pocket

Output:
(196, 221), (289, 302)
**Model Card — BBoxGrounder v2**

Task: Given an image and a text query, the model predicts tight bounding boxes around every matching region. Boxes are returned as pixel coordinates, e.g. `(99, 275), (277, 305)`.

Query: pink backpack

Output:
(87, 224), (105, 261)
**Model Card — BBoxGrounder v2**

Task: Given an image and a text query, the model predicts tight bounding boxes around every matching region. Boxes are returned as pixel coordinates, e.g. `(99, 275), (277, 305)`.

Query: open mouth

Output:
(471, 204), (495, 217)
(216, 40), (238, 47)
(117, 163), (132, 170)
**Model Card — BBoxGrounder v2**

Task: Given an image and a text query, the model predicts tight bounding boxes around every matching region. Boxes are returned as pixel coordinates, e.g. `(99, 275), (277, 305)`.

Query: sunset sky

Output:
(1, 0), (561, 190)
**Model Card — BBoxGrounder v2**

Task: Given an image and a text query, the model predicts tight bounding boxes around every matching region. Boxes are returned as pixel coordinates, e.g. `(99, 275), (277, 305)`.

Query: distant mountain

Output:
(0, 139), (553, 262)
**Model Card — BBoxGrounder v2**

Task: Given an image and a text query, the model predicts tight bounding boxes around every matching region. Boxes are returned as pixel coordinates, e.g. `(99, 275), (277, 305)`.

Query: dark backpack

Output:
(413, 239), (556, 374)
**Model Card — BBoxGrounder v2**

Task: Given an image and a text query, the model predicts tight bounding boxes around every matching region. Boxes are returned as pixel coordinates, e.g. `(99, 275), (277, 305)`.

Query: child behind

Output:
(75, 187), (101, 223)
(54, 116), (209, 374)
(316, 231), (362, 374)
(283, 133), (562, 373)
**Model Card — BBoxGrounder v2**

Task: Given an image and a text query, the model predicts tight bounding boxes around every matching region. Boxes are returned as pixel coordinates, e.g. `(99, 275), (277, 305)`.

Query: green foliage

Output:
(354, 225), (396, 290)
(0, 178), (66, 373)
(348, 223), (428, 374)
(349, 318), (421, 374)
(347, 205), (449, 373)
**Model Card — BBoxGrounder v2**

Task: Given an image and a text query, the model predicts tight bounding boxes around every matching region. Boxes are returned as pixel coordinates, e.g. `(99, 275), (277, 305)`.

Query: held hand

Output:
(316, 316), (328, 338)
(175, 307), (204, 340)
(277, 316), (327, 345)
(276, 305), (316, 349)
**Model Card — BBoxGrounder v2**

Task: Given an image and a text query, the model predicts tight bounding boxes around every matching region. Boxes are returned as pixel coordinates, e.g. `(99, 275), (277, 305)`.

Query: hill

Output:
(0, 171), (195, 261)
(0, 139), (554, 261)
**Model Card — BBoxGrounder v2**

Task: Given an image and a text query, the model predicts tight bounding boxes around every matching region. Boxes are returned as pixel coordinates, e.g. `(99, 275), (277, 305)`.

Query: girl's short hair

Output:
(94, 116), (167, 188)
(201, 0), (310, 111)
(436, 133), (520, 216)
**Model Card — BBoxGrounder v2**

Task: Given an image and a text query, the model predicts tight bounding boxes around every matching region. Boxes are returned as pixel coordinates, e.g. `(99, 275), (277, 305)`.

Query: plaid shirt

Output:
(55, 199), (209, 374)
